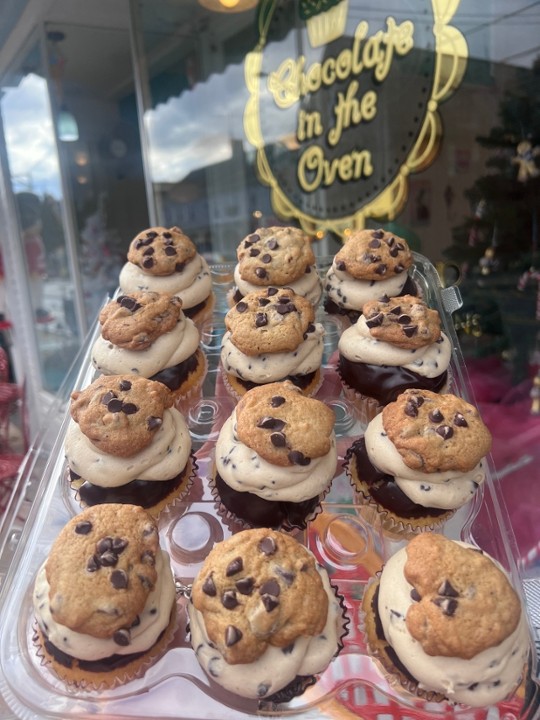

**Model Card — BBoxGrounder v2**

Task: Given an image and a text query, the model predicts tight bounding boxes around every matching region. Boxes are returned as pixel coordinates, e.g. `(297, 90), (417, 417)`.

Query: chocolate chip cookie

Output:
(334, 228), (412, 281)
(127, 226), (196, 276)
(404, 533), (521, 659)
(225, 287), (315, 355)
(236, 226), (315, 286)
(362, 295), (441, 349)
(99, 291), (183, 350)
(382, 389), (492, 473)
(45, 504), (159, 639)
(191, 528), (329, 665)
(235, 380), (335, 467)
(70, 375), (173, 458)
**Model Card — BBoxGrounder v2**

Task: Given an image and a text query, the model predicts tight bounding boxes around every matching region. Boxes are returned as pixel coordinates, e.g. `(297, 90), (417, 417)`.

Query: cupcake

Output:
(337, 294), (452, 421)
(230, 226), (322, 307)
(118, 226), (214, 326)
(32, 503), (177, 687)
(212, 380), (337, 530)
(346, 389), (492, 533)
(188, 527), (345, 702)
(362, 532), (531, 707)
(221, 287), (325, 399)
(324, 228), (415, 326)
(65, 375), (194, 516)
(91, 291), (207, 403)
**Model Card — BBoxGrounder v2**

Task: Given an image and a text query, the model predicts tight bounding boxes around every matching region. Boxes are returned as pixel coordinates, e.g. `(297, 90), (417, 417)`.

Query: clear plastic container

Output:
(0, 255), (538, 720)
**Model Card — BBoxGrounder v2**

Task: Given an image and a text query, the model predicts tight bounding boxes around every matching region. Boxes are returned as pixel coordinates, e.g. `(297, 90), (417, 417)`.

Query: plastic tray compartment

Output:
(0, 254), (538, 720)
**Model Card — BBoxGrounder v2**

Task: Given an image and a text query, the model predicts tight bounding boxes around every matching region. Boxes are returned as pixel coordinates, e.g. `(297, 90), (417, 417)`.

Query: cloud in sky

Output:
(1, 73), (62, 198)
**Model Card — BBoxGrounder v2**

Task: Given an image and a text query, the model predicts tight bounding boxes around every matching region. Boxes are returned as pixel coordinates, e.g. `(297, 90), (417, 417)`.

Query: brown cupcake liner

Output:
(32, 603), (178, 691)
(69, 454), (198, 520)
(208, 461), (331, 535)
(359, 575), (447, 704)
(344, 449), (454, 539)
(221, 366), (324, 403)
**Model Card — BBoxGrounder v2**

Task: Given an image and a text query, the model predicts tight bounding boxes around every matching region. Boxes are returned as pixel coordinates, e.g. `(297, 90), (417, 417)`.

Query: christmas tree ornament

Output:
(512, 140), (540, 183)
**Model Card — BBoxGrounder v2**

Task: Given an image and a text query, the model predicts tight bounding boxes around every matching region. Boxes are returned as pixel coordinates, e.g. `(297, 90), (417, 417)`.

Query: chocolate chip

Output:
(288, 450), (310, 466)
(249, 247), (260, 257)
(225, 625), (242, 647)
(113, 628), (131, 646)
(398, 314), (411, 325)
(267, 287), (278, 296)
(374, 263), (387, 275)
(257, 417), (285, 431)
(147, 416), (162, 430)
(112, 537), (128, 553)
(119, 380), (132, 391)
(164, 246), (177, 256)
(162, 231), (172, 239)
(369, 239), (381, 248)
(259, 297), (270, 306)
(255, 268), (267, 279)
(270, 432), (286, 447)
(276, 567), (295, 585)
(87, 555), (100, 572)
(122, 402), (138, 415)
(102, 391), (116, 406)
(96, 537), (113, 554)
(255, 313), (268, 327)
(111, 569), (128, 589)
(267, 239), (278, 250)
(261, 594), (279, 612)
(75, 521), (92, 535)
(142, 247), (154, 256)
(306, 323), (315, 333)
(270, 396), (285, 407)
(282, 643), (295, 654)
(226, 557), (243, 576)
(432, 597), (458, 616)
(202, 574), (217, 596)
(402, 325), (417, 337)
(276, 303), (296, 315)
(379, 294), (390, 303)
(99, 550), (118, 567)
(389, 305), (401, 315)
(336, 260), (346, 271)
(366, 313), (384, 328)
(436, 425), (454, 440)
(142, 257), (154, 269)
(248, 233), (260, 243)
(454, 413), (468, 427)
(394, 263), (405, 273)
(410, 588), (421, 601)
(260, 579), (280, 596)
(257, 683), (270, 697)
(119, 296), (141, 313)
(236, 577), (254, 595)
(259, 536), (277, 555)
(236, 301), (248, 313)
(222, 590), (239, 609)
(261, 254), (272, 263)
(174, 262), (185, 272)
(405, 401), (419, 417)
(429, 409), (444, 423)
(372, 229), (384, 239)
(107, 398), (123, 413)
(438, 580), (459, 597)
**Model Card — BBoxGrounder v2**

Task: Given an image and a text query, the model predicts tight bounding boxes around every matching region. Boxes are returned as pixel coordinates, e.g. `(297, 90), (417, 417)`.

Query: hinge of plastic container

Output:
(440, 285), (463, 315)
(175, 580), (192, 598)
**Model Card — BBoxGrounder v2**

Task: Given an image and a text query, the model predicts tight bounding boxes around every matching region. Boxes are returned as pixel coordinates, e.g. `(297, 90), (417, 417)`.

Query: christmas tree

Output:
(444, 57), (540, 381)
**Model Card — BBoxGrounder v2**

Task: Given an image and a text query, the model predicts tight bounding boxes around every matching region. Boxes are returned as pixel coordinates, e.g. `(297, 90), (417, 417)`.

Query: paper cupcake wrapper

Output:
(344, 449), (454, 538)
(221, 365), (324, 404)
(208, 462), (331, 535)
(69, 454), (198, 520)
(32, 604), (178, 691)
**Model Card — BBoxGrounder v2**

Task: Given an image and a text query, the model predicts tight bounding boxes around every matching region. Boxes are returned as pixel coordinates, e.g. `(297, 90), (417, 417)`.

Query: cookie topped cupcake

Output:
(362, 533), (530, 707)
(33, 504), (177, 687)
(346, 389), (492, 533)
(338, 294), (452, 421)
(221, 287), (325, 398)
(213, 380), (337, 530)
(188, 528), (346, 701)
(324, 228), (415, 325)
(230, 226), (322, 306)
(91, 291), (207, 403)
(66, 374), (193, 516)
(119, 226), (214, 325)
